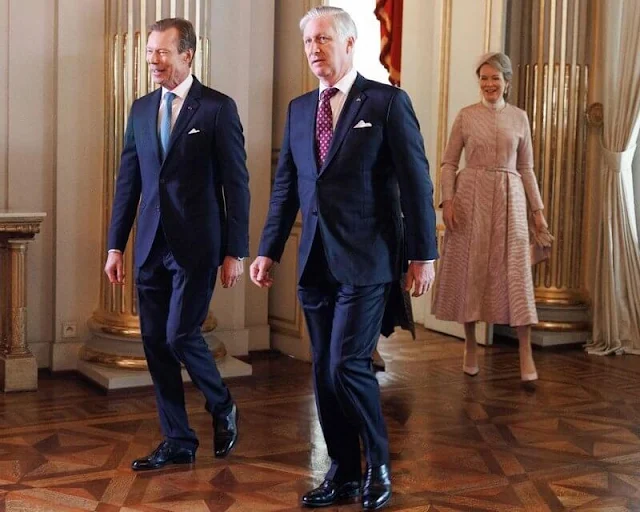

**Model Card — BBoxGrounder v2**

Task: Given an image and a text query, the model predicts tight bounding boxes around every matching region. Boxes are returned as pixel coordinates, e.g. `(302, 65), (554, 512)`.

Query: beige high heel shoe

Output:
(463, 364), (480, 377)
(463, 351), (479, 376)
(520, 352), (538, 382)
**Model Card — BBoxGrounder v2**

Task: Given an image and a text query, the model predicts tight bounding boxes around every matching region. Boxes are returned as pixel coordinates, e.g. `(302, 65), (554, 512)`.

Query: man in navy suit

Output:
(104, 18), (249, 470)
(250, 6), (437, 510)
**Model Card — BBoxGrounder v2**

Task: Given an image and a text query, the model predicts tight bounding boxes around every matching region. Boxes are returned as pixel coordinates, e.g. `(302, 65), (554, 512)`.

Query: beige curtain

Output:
(587, 0), (640, 355)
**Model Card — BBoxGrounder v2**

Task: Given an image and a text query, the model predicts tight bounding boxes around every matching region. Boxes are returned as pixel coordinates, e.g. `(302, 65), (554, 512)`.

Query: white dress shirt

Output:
(158, 74), (194, 136)
(318, 67), (358, 130)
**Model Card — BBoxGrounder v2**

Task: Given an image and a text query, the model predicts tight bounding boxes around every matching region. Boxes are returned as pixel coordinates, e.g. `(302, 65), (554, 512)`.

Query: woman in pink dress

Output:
(432, 52), (549, 382)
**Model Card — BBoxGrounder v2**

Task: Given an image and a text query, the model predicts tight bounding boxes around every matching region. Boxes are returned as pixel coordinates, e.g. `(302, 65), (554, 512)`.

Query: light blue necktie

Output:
(160, 92), (176, 159)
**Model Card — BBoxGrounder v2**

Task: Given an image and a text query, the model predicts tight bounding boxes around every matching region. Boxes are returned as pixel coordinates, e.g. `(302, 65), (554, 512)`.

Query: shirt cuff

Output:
(410, 260), (435, 264)
(108, 249), (122, 254)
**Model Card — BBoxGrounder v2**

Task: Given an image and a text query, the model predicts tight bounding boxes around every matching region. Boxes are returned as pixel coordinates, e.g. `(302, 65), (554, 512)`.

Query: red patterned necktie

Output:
(316, 87), (339, 167)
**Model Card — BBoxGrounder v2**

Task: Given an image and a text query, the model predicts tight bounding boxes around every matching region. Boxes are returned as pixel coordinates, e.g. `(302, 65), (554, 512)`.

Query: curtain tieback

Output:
(601, 143), (636, 172)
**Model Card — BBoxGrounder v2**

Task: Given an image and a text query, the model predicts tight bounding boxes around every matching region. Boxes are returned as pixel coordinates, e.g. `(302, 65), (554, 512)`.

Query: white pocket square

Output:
(188, 128), (201, 135)
(353, 120), (372, 129)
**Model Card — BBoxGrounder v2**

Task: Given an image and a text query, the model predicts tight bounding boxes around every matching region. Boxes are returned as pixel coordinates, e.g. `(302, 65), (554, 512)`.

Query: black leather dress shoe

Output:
(301, 480), (361, 507)
(362, 464), (392, 510)
(214, 403), (238, 458)
(131, 440), (195, 471)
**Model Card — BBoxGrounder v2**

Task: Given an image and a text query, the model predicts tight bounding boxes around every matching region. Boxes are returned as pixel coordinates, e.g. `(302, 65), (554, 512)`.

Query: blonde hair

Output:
(299, 6), (358, 42)
(475, 52), (513, 99)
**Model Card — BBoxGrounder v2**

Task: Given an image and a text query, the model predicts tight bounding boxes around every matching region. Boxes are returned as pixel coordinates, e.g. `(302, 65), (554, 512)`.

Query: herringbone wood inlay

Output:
(1, 328), (640, 511)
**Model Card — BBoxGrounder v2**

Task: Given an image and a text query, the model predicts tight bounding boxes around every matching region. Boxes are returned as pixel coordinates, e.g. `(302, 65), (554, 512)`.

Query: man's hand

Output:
(104, 252), (125, 284)
(404, 261), (435, 297)
(220, 256), (244, 288)
(442, 199), (457, 231)
(249, 256), (275, 288)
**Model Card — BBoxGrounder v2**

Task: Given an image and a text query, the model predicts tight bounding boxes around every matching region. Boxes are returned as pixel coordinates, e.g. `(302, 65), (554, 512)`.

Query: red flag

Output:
(374, 0), (403, 86)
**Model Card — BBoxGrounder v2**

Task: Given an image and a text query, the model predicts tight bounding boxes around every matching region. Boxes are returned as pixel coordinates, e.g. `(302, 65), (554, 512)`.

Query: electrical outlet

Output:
(62, 321), (78, 339)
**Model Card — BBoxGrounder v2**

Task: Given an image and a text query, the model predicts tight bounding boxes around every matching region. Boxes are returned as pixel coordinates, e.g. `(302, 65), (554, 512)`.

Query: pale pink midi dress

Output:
(432, 102), (544, 326)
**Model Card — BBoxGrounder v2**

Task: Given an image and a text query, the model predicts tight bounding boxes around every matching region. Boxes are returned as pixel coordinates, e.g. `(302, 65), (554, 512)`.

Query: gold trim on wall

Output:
(484, 0), (493, 52)
(434, 0), (452, 209)
(268, 224), (304, 340)
(301, 0), (323, 93)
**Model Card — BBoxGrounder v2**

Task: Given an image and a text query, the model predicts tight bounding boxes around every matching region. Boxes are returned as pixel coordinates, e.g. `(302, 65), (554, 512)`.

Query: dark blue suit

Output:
(108, 76), (250, 451)
(259, 74), (437, 479)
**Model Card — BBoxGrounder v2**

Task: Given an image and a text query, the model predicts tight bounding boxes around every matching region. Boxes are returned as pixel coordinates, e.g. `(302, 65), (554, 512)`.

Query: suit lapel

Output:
(320, 74), (367, 174)
(164, 76), (202, 161)
(146, 88), (162, 166)
(303, 91), (320, 175)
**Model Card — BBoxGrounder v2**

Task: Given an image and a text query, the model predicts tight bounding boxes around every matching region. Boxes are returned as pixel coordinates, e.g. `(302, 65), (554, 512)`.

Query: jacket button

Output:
(159, 178), (165, 184)
(312, 210), (318, 216)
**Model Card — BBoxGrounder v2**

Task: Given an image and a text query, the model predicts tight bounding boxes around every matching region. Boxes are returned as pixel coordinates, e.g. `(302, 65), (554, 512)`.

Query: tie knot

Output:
(164, 91), (176, 105)
(321, 87), (339, 102)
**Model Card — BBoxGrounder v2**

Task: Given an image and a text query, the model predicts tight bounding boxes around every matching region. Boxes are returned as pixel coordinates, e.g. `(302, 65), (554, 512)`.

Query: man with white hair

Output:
(250, 6), (437, 510)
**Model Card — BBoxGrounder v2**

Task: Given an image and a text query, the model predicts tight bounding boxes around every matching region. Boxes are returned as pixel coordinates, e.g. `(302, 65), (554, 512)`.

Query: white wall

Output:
(53, 0), (105, 369)
(209, 0), (274, 352)
(0, 0), (104, 368)
(402, 0), (505, 343)
(327, 0), (390, 84)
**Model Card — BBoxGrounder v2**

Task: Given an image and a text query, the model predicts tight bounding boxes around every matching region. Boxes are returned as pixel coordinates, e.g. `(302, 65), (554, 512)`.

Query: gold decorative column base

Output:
(77, 319), (252, 391)
(80, 311), (224, 371)
(494, 298), (591, 347)
(77, 310), (251, 391)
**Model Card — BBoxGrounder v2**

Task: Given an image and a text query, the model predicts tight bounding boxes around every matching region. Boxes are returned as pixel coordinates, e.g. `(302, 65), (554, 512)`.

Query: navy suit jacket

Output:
(108, 77), (250, 270)
(259, 74), (437, 286)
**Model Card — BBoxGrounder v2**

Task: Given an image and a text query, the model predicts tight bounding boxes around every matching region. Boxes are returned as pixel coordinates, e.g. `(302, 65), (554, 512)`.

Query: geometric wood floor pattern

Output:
(2, 327), (640, 511)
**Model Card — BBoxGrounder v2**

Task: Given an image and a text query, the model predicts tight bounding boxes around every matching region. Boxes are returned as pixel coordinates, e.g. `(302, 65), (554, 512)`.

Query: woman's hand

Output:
(443, 199), (457, 231)
(532, 209), (548, 232)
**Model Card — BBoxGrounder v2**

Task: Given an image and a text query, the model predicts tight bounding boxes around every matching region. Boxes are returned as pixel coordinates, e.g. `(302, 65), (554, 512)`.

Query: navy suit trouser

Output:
(298, 234), (391, 482)
(136, 228), (232, 451)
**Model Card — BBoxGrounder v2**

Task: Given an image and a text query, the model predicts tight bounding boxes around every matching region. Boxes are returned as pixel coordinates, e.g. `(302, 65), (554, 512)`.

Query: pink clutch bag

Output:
(530, 242), (551, 265)
(530, 224), (553, 266)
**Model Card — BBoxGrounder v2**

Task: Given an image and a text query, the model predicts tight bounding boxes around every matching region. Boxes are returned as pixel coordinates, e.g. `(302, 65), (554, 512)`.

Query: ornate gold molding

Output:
(483, 0), (493, 52)
(80, 342), (227, 370)
(268, 228), (304, 339)
(508, 0), (592, 343)
(512, 0), (591, 307)
(586, 102), (604, 128)
(0, 223), (41, 235)
(88, 311), (217, 339)
(533, 321), (591, 332)
(435, 0), (452, 209)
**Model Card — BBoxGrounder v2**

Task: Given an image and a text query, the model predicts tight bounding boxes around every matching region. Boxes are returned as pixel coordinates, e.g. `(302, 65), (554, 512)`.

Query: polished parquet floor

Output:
(2, 328), (640, 511)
